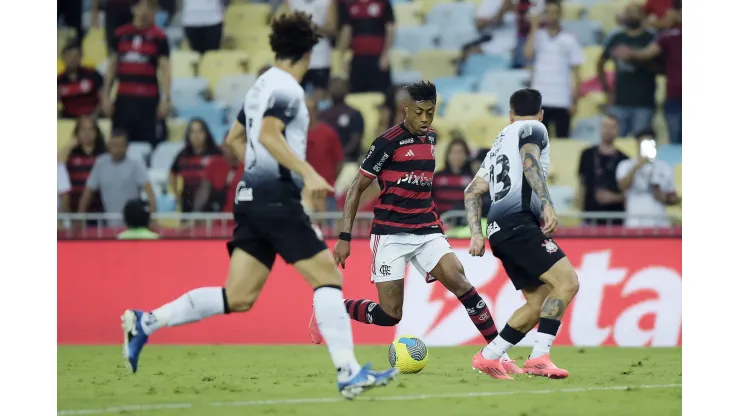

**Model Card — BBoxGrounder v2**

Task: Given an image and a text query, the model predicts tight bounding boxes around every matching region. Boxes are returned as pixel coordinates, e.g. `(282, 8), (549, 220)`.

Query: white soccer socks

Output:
(141, 287), (226, 335)
(313, 285), (362, 381)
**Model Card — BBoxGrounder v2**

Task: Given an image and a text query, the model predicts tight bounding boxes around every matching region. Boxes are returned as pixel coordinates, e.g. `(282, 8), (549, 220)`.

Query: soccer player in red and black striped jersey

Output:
(309, 81), (522, 374)
(103, 0), (171, 146)
(57, 42), (104, 119)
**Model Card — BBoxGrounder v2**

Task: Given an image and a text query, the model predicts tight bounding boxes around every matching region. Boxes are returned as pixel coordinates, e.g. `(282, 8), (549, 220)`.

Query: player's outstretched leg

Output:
(296, 249), (399, 399)
(473, 284), (549, 379)
(430, 253), (522, 375)
(121, 248), (271, 373)
(310, 280), (404, 344)
(522, 257), (580, 379)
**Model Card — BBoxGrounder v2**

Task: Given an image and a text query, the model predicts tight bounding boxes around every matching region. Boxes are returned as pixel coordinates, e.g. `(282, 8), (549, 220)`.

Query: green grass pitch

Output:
(58, 346), (681, 416)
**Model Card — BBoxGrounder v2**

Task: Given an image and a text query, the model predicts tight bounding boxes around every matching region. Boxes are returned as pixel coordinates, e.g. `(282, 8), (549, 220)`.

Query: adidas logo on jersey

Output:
(405, 150), (415, 157)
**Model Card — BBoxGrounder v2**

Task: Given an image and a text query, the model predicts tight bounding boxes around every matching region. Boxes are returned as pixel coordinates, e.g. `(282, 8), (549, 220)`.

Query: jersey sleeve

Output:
(263, 88), (302, 125)
(518, 123), (549, 150)
(359, 137), (395, 178)
(476, 149), (492, 179)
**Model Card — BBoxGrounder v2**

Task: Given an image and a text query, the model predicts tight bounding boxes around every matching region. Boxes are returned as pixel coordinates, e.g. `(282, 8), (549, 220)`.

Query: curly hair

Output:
(269, 11), (321, 63)
(405, 81), (437, 103)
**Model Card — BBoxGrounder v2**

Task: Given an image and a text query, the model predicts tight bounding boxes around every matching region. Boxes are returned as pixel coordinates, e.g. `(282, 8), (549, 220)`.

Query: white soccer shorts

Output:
(369, 233), (453, 283)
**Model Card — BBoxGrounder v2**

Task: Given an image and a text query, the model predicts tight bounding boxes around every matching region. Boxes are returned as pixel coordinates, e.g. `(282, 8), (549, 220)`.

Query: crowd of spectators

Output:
(57, 0), (682, 233)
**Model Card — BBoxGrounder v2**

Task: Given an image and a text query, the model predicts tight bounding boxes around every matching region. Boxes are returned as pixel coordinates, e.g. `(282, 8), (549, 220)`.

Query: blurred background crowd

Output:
(56, 0), (682, 239)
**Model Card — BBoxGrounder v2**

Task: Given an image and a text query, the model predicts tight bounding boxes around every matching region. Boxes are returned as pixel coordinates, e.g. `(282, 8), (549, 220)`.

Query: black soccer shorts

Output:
(488, 214), (566, 291)
(227, 202), (327, 269)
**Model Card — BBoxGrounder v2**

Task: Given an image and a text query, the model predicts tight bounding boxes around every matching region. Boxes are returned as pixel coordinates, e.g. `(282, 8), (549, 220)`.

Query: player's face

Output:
(133, 2), (155, 23)
(188, 122), (207, 151)
(405, 101), (436, 135)
(329, 79), (347, 102)
(108, 136), (128, 160)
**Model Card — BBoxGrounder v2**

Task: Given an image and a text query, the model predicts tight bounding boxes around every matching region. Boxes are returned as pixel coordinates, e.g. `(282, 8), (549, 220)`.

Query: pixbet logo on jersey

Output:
(397, 172), (433, 187)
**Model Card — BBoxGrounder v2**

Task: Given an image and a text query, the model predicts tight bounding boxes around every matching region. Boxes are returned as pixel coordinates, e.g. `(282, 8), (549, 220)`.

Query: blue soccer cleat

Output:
(338, 363), (400, 399)
(121, 309), (149, 373)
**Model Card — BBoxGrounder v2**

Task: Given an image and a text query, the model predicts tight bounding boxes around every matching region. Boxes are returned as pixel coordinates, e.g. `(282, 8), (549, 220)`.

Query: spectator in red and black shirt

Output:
(305, 96), (345, 213)
(58, 116), (107, 213)
(169, 118), (222, 212)
(432, 138), (475, 225)
(91, 0), (137, 51)
(58, 42), (104, 119)
(337, 0), (395, 93)
(103, 0), (171, 147)
(320, 77), (366, 161)
(194, 145), (244, 213)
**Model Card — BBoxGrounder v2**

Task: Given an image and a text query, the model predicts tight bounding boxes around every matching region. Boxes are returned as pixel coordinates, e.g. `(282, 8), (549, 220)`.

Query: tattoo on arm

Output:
(464, 177), (488, 236)
(341, 176), (360, 233)
(541, 297), (566, 320)
(520, 143), (553, 208)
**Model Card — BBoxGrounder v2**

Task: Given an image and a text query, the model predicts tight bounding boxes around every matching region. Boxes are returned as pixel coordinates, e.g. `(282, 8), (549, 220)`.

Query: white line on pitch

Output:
(57, 383), (681, 415)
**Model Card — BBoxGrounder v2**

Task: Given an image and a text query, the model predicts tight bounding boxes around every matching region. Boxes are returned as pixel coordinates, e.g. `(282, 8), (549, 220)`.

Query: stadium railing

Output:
(57, 211), (682, 239)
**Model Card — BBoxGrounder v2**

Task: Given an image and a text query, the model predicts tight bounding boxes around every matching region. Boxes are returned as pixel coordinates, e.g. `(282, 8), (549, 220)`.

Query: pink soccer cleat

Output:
(523, 354), (569, 379)
(308, 310), (323, 344)
(502, 358), (524, 375)
(472, 351), (513, 380)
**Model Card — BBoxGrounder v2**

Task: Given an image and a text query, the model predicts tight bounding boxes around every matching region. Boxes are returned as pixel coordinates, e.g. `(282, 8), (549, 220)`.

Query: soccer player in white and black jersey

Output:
(464, 88), (581, 380)
(120, 12), (398, 399)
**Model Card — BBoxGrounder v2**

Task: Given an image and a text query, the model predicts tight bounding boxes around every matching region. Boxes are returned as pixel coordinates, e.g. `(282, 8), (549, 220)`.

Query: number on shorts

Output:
(489, 154), (511, 203)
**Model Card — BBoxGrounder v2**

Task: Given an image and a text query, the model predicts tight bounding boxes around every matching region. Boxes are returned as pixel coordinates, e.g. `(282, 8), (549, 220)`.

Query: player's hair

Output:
(509, 88), (542, 116)
(269, 12), (321, 63)
(123, 199), (151, 229)
(405, 81), (437, 103)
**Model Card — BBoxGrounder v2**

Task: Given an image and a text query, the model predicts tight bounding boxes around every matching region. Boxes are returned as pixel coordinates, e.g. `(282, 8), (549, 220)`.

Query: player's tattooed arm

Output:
(464, 176), (489, 236)
(340, 173), (375, 233)
(520, 143), (554, 209)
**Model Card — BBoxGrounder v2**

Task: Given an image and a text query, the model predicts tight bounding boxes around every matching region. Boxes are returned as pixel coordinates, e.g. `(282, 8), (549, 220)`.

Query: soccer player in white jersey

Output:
(463, 88), (581, 380)
(120, 12), (398, 399)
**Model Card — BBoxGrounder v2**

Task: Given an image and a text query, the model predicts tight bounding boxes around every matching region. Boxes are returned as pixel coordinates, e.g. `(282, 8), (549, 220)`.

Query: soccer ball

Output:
(388, 335), (429, 374)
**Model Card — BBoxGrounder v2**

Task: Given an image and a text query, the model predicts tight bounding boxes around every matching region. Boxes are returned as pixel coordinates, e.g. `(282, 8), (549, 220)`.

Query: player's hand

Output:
(157, 100), (170, 119)
(541, 204), (559, 235)
(469, 234), (486, 257)
(304, 170), (335, 199)
(333, 239), (351, 269)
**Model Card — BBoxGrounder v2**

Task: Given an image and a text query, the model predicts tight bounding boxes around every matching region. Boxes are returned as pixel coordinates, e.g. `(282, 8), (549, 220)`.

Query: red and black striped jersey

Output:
(57, 67), (103, 118)
(113, 24), (169, 98)
(359, 123), (443, 235)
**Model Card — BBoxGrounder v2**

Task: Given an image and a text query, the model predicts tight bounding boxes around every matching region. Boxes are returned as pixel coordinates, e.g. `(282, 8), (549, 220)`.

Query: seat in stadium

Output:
(214, 74), (257, 110)
(394, 2), (424, 26)
(394, 26), (438, 53)
(425, 2), (476, 28)
(477, 69), (531, 106)
(547, 139), (591, 189)
(230, 28), (272, 54)
(444, 93), (497, 121)
(155, 10), (169, 27)
(392, 70), (424, 85)
(549, 185), (576, 213)
(57, 27), (77, 57)
(388, 49), (412, 71)
(410, 49), (459, 81)
(155, 192), (178, 213)
(345, 93), (384, 148)
(429, 116), (456, 143)
(657, 144), (682, 167)
(171, 77), (209, 112)
(434, 76), (477, 107)
(562, 20), (600, 47)
(438, 25), (481, 50)
(587, 1), (622, 34)
(573, 91), (606, 121)
(176, 102), (228, 136)
(571, 116), (602, 143)
(167, 118), (189, 142)
(562, 2), (586, 20)
(461, 54), (511, 78)
(57, 119), (76, 149)
(248, 48), (274, 74)
(150, 142), (185, 171)
(223, 3), (271, 37)
(82, 28), (107, 67)
(459, 115), (509, 148)
(127, 142), (153, 167)
(198, 50), (250, 89)
(171, 50), (201, 78)
(673, 163), (682, 195)
(614, 137), (637, 158)
(581, 45), (607, 80)
(165, 26), (185, 50)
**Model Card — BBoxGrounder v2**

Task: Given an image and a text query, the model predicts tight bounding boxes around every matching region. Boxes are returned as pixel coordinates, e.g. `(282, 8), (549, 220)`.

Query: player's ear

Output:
(403, 100), (408, 115)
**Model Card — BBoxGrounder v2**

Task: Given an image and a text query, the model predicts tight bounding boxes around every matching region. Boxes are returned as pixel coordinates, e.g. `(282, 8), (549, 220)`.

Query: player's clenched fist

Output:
(469, 234), (486, 257)
(333, 240), (351, 269)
